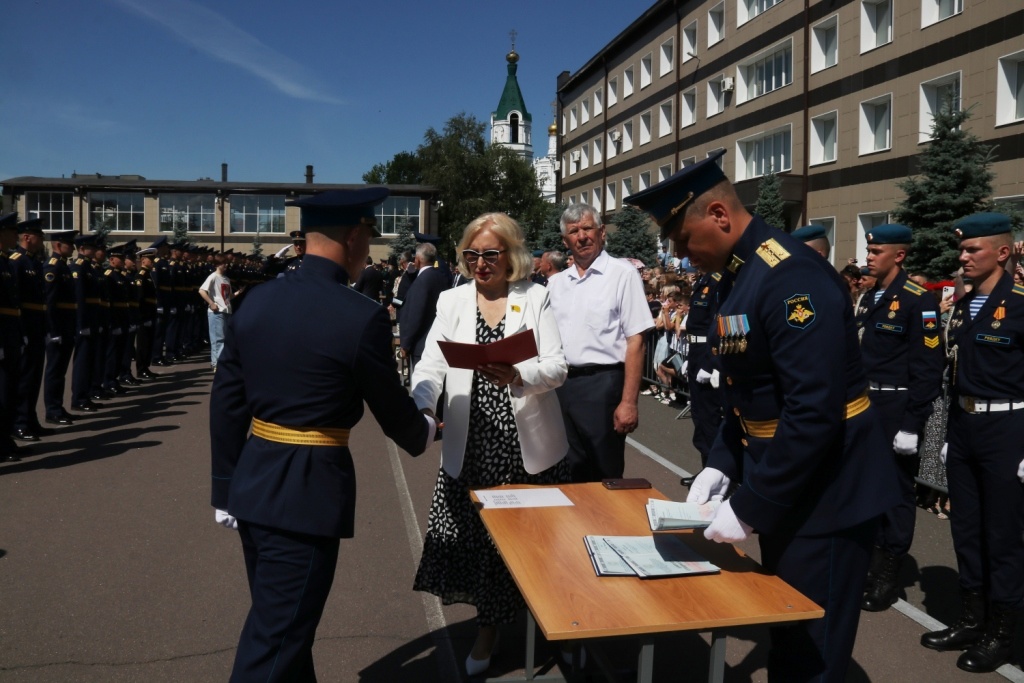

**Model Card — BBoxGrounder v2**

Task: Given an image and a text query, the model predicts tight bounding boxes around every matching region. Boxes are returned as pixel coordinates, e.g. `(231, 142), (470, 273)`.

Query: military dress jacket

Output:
(43, 252), (76, 338)
(210, 254), (430, 539)
(855, 269), (945, 434)
(687, 271), (725, 374)
(946, 271), (1024, 401)
(69, 256), (97, 334)
(10, 249), (45, 337)
(707, 216), (901, 537)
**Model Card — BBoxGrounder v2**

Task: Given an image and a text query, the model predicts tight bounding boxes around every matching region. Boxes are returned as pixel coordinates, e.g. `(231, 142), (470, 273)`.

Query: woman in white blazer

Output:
(411, 212), (569, 676)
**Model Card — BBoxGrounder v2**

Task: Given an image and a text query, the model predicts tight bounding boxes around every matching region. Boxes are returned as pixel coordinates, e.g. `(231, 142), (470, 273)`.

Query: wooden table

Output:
(471, 483), (824, 683)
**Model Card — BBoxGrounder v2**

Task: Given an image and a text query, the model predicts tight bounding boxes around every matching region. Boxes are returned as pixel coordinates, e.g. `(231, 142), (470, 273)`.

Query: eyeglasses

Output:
(462, 249), (505, 265)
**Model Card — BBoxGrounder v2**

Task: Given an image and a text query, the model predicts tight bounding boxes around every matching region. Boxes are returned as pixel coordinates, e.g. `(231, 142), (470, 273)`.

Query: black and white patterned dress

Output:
(413, 310), (571, 625)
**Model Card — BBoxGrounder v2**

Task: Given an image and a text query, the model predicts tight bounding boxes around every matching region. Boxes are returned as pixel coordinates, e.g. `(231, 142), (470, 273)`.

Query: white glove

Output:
(78, 328), (91, 338)
(893, 431), (919, 456)
(156, 306), (164, 315)
(940, 443), (948, 466)
(704, 499), (753, 544)
(111, 327), (123, 336)
(1017, 458), (1023, 484)
(680, 360), (688, 375)
(709, 369), (721, 389)
(129, 325), (138, 333)
(685, 467), (731, 504)
(274, 244), (292, 259)
(696, 368), (713, 384)
(170, 307), (178, 315)
(214, 509), (238, 530)
(47, 335), (62, 345)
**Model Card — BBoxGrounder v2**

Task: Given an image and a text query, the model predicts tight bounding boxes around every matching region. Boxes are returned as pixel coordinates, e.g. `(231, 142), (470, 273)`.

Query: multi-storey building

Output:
(557, 0), (1023, 264)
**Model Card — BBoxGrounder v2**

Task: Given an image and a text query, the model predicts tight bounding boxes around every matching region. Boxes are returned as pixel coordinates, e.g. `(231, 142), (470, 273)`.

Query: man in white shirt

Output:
(199, 257), (234, 369)
(548, 203), (654, 482)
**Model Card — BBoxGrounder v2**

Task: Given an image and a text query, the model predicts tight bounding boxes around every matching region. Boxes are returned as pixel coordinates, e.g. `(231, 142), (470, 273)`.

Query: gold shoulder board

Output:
(49, 257), (58, 265)
(903, 281), (926, 296)
(756, 239), (791, 268)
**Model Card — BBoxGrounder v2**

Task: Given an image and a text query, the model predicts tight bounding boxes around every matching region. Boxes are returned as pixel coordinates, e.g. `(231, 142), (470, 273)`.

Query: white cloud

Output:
(111, 0), (343, 105)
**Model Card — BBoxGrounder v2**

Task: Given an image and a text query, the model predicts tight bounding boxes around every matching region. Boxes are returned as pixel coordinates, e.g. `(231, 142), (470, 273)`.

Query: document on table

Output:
(646, 499), (720, 531)
(475, 488), (574, 508)
(584, 535), (720, 578)
(437, 329), (538, 369)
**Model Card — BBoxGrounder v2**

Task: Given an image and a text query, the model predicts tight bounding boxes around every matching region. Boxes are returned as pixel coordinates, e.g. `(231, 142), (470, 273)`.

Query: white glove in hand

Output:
(940, 443), (948, 466)
(48, 335), (62, 345)
(214, 509), (238, 530)
(681, 360), (688, 375)
(709, 369), (721, 389)
(1017, 458), (1023, 484)
(704, 499), (753, 544)
(78, 328), (91, 338)
(685, 467), (731, 504)
(170, 308), (178, 315)
(156, 306), (164, 315)
(696, 368), (713, 384)
(893, 431), (919, 456)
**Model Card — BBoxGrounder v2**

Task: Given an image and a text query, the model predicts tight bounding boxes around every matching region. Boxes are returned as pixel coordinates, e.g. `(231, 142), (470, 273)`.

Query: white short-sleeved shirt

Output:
(202, 271), (233, 315)
(547, 250), (654, 366)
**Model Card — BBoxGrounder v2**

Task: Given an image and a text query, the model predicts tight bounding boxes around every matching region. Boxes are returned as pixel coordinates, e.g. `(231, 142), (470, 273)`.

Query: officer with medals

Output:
(920, 212), (1024, 673)
(209, 187), (439, 682)
(69, 234), (101, 412)
(854, 224), (944, 612)
(134, 247), (159, 380)
(1, 213), (26, 462)
(149, 237), (173, 366)
(684, 267), (725, 482)
(9, 218), (48, 442)
(42, 230), (78, 424)
(625, 151), (900, 683)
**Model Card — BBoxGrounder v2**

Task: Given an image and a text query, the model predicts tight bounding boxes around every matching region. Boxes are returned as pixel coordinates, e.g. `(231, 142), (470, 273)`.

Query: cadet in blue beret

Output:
(921, 212), (1024, 673)
(210, 187), (438, 682)
(854, 224), (944, 613)
(791, 223), (831, 259)
(625, 149), (900, 682)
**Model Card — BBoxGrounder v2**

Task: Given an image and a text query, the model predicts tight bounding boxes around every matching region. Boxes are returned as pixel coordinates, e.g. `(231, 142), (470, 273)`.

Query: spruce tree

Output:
(388, 220), (418, 259)
(250, 229), (263, 258)
(606, 205), (658, 266)
(893, 105), (995, 279)
(173, 220), (188, 246)
(754, 170), (786, 231)
(532, 202), (567, 252)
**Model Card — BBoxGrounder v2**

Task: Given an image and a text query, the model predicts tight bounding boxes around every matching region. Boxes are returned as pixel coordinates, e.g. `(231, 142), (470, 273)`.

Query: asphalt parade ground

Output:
(1, 355), (1022, 682)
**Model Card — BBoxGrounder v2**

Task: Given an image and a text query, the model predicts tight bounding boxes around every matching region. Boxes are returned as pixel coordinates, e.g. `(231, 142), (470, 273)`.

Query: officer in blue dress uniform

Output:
(118, 240), (142, 386)
(684, 268), (725, 479)
(10, 218), (48, 441)
(1, 213), (26, 461)
(854, 224), (944, 612)
(100, 244), (130, 393)
(920, 213), (1024, 673)
(625, 152), (900, 683)
(210, 187), (438, 683)
(42, 231), (79, 425)
(148, 237), (173, 366)
(282, 230), (305, 273)
(69, 234), (101, 412)
(134, 247), (159, 379)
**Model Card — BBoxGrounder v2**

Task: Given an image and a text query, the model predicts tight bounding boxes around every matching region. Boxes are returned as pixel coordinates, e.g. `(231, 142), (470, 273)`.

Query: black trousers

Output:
(44, 333), (74, 416)
(760, 518), (876, 683)
(15, 321), (46, 430)
(137, 321), (154, 372)
(556, 367), (626, 482)
(150, 313), (168, 362)
(686, 362), (723, 467)
(870, 390), (920, 557)
(1, 331), (21, 454)
(231, 522), (340, 683)
(104, 328), (127, 388)
(165, 310), (181, 357)
(71, 331), (95, 404)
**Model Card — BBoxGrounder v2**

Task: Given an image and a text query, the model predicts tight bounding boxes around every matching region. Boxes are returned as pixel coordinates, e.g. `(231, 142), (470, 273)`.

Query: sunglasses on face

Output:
(462, 249), (505, 265)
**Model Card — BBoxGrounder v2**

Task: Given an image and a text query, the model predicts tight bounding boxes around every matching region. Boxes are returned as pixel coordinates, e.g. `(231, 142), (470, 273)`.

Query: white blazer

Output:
(411, 279), (569, 478)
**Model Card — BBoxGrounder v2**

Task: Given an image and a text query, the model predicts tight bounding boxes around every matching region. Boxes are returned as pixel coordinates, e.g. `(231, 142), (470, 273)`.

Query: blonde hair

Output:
(456, 212), (532, 282)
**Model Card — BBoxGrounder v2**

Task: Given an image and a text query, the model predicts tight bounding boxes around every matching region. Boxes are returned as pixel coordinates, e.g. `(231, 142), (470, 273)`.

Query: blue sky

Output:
(1, 0), (653, 185)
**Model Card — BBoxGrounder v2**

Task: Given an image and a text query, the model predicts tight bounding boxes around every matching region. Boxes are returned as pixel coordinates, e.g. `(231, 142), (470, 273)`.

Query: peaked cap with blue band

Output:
(623, 150), (727, 240)
(286, 187), (388, 235)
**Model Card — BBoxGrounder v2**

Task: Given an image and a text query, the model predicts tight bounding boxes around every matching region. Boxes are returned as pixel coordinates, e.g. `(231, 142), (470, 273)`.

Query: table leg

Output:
(708, 630), (726, 683)
(637, 642), (654, 683)
(525, 611), (537, 681)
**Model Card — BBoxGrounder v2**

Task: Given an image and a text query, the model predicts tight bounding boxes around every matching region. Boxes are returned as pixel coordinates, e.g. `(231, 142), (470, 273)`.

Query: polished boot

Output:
(921, 589), (986, 651)
(957, 604), (1018, 673)
(862, 549), (900, 611)
(865, 545), (887, 584)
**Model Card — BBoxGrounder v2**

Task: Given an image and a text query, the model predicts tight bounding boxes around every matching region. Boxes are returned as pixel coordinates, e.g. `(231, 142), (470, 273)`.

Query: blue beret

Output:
(866, 223), (912, 245)
(16, 218), (44, 235)
(414, 231), (440, 245)
(74, 234), (99, 247)
(954, 212), (1012, 239)
(289, 230), (306, 241)
(860, 266), (872, 276)
(287, 187), (388, 233)
(50, 230), (77, 245)
(791, 224), (828, 243)
(623, 150), (727, 240)
(0, 212), (19, 230)
(149, 236), (168, 250)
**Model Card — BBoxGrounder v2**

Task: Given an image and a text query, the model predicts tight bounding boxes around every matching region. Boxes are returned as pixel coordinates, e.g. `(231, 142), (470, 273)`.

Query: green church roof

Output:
(493, 51), (532, 122)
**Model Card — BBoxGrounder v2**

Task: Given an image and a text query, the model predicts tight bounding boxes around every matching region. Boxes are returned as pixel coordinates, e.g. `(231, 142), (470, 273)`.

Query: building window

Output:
(681, 88), (697, 127)
(660, 39), (674, 77)
(810, 111), (838, 165)
(569, 195), (577, 205)
(607, 130), (619, 160)
(708, 148), (726, 169)
(159, 194), (215, 233)
(608, 78), (618, 108)
(737, 126), (792, 180)
(920, 73), (961, 142)
(922, 0), (962, 28)
(639, 171), (651, 191)
(738, 40), (792, 104)
(561, 114), (567, 135)
(561, 154), (567, 179)
(858, 212), (889, 256)
(861, 0), (892, 53)
(707, 76), (728, 117)
(624, 67), (635, 98)
(229, 194), (285, 234)
(377, 196), (421, 235)
(682, 22), (697, 63)
(594, 89), (603, 116)
(580, 190), (589, 206)
(811, 15), (838, 73)
(89, 192), (144, 233)
(681, 156), (697, 167)
(594, 138), (603, 165)
(606, 183), (617, 211)
(640, 111), (652, 145)
(658, 164), (673, 182)
(996, 51), (1024, 126)
(708, 3), (725, 47)
(740, 0), (783, 26)
(581, 144), (590, 171)
(860, 94), (892, 154)
(593, 187), (602, 213)
(621, 177), (634, 201)
(807, 217), (836, 262)
(26, 191), (74, 231)
(509, 113), (521, 144)
(581, 100), (590, 125)
(641, 53), (653, 89)
(659, 100), (673, 137)
(623, 121), (634, 152)
(570, 106), (578, 131)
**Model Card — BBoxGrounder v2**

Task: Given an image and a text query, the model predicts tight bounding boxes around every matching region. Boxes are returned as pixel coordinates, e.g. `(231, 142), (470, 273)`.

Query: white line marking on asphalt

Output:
(387, 439), (459, 682)
(627, 437), (1024, 682)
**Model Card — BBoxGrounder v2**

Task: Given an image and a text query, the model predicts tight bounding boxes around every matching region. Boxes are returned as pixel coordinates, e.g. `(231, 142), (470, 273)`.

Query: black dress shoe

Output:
(121, 377), (141, 386)
(46, 415), (74, 425)
(140, 370), (160, 379)
(106, 385), (128, 395)
(3, 453), (21, 463)
(89, 392), (108, 401)
(73, 403), (99, 413)
(153, 359), (172, 367)
(12, 428), (40, 442)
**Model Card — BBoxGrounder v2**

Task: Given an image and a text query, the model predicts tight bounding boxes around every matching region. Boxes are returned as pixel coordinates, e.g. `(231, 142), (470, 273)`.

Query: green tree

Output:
(251, 229), (263, 258)
(533, 202), (567, 252)
(362, 151), (423, 185)
(893, 104), (995, 279)
(172, 219), (188, 245)
(388, 219), (418, 259)
(606, 205), (658, 266)
(755, 170), (786, 231)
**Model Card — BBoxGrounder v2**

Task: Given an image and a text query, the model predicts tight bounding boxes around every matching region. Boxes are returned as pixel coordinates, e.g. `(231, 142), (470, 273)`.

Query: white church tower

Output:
(532, 116), (559, 203)
(490, 33), (533, 160)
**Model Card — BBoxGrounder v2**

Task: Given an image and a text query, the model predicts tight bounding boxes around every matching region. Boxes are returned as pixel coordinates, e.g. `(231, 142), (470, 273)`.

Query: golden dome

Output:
(506, 49), (519, 64)
(548, 121), (558, 135)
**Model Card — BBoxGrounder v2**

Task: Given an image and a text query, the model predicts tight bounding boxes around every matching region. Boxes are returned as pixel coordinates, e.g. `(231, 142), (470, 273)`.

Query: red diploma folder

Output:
(437, 329), (539, 369)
